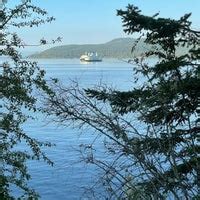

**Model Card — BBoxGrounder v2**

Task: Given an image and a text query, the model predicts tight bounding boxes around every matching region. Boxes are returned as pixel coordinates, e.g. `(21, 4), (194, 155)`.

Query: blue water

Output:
(10, 59), (135, 199)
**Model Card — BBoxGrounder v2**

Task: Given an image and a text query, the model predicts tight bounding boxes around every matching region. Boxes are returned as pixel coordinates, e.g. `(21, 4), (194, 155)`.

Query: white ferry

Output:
(80, 52), (102, 62)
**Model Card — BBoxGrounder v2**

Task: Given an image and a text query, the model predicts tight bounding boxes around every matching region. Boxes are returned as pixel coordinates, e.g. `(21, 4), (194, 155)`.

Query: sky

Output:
(7, 0), (200, 52)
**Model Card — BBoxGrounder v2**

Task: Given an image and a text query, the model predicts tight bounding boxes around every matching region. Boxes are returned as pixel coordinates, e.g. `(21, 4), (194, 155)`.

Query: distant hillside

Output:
(29, 38), (154, 59)
(29, 38), (191, 59)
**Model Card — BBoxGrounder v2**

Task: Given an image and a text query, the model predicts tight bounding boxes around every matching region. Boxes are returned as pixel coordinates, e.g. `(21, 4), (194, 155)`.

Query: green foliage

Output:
(86, 5), (200, 198)
(0, 0), (55, 199)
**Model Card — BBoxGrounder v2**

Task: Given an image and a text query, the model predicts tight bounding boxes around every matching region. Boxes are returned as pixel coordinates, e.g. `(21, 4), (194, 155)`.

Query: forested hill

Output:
(29, 38), (153, 59)
(29, 37), (190, 59)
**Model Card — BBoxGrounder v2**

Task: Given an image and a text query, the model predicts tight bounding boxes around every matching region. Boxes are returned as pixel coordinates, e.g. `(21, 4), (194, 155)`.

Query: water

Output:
(37, 58), (134, 89)
(4, 58), (135, 199)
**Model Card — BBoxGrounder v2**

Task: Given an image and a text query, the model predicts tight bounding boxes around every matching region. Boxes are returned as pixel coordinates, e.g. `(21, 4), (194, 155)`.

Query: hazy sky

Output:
(8, 0), (200, 51)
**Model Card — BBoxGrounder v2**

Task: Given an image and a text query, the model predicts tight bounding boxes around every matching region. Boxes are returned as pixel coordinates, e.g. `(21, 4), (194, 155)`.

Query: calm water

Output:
(6, 59), (135, 199)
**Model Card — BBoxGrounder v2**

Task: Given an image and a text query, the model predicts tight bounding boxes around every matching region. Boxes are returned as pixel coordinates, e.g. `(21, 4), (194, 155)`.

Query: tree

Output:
(0, 0), (57, 199)
(44, 4), (200, 199)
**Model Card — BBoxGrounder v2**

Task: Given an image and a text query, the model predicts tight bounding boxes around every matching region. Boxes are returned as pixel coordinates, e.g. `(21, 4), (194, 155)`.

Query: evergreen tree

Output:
(0, 1), (57, 199)
(45, 4), (200, 199)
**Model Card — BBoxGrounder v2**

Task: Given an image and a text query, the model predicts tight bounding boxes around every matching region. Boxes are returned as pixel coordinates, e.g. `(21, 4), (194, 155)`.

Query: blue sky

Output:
(8, 0), (200, 51)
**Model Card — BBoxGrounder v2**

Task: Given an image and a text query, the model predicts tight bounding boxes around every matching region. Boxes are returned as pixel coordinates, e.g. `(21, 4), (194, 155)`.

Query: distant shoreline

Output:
(28, 37), (190, 59)
(28, 38), (148, 59)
